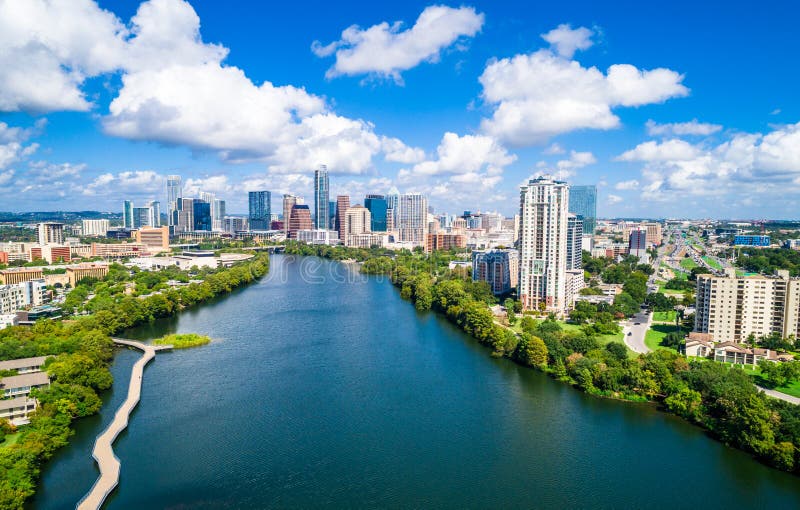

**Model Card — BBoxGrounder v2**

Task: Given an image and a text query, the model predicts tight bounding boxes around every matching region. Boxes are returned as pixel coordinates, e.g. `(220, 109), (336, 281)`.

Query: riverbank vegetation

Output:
(154, 333), (211, 349)
(292, 244), (800, 475)
(0, 252), (270, 508)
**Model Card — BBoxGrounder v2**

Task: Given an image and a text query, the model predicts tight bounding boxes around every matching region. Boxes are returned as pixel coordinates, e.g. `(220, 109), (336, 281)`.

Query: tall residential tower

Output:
(314, 165), (329, 230)
(519, 176), (570, 313)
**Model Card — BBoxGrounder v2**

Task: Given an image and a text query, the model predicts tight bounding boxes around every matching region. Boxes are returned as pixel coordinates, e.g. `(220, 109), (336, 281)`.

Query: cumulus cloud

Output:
(541, 24), (594, 58)
(607, 194), (623, 205)
(616, 139), (701, 162)
(0, 0), (126, 112)
(83, 170), (165, 197)
(0, 0), (420, 176)
(479, 30), (688, 146)
(617, 122), (800, 201)
(645, 119), (722, 137)
(312, 5), (484, 82)
(402, 132), (515, 178)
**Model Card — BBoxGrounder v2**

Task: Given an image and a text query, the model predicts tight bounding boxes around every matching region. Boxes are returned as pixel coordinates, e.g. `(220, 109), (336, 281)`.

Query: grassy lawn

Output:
(702, 256), (722, 270)
(0, 432), (20, 449)
(652, 310), (677, 323)
(679, 257), (698, 270)
(508, 319), (634, 358)
(645, 324), (681, 352)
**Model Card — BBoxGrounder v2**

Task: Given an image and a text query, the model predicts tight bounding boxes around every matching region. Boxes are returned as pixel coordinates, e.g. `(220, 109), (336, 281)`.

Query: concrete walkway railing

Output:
(76, 338), (170, 510)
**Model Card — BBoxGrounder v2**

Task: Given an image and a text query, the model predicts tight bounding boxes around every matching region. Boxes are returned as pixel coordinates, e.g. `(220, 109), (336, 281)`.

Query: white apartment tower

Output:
(344, 205), (371, 246)
(37, 223), (64, 245)
(695, 268), (800, 342)
(518, 176), (570, 313)
(396, 193), (428, 246)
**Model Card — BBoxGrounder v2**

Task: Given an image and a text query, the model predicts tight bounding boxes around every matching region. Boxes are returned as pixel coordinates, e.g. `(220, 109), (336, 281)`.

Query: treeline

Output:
(736, 248), (800, 276)
(293, 245), (800, 475)
(0, 252), (270, 508)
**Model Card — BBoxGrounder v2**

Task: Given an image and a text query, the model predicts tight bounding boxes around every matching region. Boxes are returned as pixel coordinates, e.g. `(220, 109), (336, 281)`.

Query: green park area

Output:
(680, 257), (698, 270)
(153, 333), (211, 349)
(702, 256), (723, 270)
(652, 310), (677, 323)
(645, 324), (682, 352)
(0, 433), (20, 450)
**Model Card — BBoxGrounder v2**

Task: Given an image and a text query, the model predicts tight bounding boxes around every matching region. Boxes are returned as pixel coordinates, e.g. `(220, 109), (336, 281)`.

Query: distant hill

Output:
(0, 211), (122, 223)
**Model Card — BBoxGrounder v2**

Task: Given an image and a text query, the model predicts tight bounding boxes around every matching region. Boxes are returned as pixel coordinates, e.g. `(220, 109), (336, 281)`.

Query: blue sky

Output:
(1, 0), (799, 218)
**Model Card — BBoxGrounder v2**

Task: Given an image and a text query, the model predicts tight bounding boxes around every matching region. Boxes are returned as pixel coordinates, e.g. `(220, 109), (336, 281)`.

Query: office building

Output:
(282, 194), (299, 235)
(336, 195), (350, 240)
(248, 191), (271, 230)
(37, 223), (64, 245)
(567, 214), (583, 270)
(81, 219), (110, 237)
(132, 206), (151, 228)
(328, 200), (336, 230)
(123, 201), (134, 229)
(568, 185), (597, 234)
(134, 226), (170, 252)
(695, 269), (800, 343)
(426, 233), (466, 253)
(344, 205), (371, 246)
(224, 216), (249, 233)
(177, 198), (195, 233)
(66, 263), (110, 287)
(519, 176), (569, 313)
(167, 175), (182, 227)
(733, 235), (770, 247)
(0, 268), (44, 285)
(472, 249), (519, 295)
(629, 228), (648, 259)
(396, 193), (428, 246)
(193, 201), (212, 231)
(314, 165), (329, 230)
(0, 284), (28, 314)
(365, 194), (388, 231)
(288, 204), (312, 239)
(212, 199), (225, 231)
(297, 230), (339, 245)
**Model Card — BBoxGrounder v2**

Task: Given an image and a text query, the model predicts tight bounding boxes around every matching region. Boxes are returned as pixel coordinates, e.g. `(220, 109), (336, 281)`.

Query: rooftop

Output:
(0, 356), (48, 372)
(0, 371), (50, 389)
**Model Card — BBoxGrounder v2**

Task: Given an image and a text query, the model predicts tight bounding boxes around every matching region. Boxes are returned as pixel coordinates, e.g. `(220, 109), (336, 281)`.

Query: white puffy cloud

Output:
(645, 119), (722, 136)
(0, 0), (419, 177)
(607, 194), (623, 205)
(0, 120), (42, 170)
(534, 150), (596, 180)
(541, 24), (594, 58)
(479, 36), (688, 145)
(83, 170), (165, 197)
(542, 143), (565, 155)
(617, 122), (800, 200)
(614, 179), (640, 190)
(402, 132), (516, 177)
(381, 136), (426, 164)
(0, 0), (126, 112)
(312, 5), (484, 82)
(616, 139), (701, 162)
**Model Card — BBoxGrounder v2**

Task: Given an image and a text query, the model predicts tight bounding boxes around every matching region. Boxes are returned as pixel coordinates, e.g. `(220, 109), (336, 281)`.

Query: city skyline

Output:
(1, 1), (799, 218)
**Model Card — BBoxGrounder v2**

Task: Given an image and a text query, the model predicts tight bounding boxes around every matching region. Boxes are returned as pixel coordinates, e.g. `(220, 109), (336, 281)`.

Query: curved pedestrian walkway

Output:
(76, 338), (171, 510)
(757, 385), (800, 405)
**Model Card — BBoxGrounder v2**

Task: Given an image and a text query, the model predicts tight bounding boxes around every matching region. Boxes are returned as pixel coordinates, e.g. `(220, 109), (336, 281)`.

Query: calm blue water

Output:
(33, 255), (800, 509)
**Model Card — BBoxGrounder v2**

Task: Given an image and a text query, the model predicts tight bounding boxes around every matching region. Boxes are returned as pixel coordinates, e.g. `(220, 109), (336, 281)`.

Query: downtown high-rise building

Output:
(568, 185), (597, 235)
(566, 213), (583, 270)
(248, 191), (271, 230)
(519, 176), (570, 313)
(343, 205), (371, 246)
(396, 193), (428, 246)
(364, 194), (387, 232)
(193, 200), (212, 231)
(314, 165), (329, 230)
(166, 175), (182, 227)
(177, 197), (195, 233)
(282, 194), (300, 235)
(148, 200), (161, 227)
(288, 204), (312, 238)
(123, 200), (134, 229)
(335, 195), (350, 240)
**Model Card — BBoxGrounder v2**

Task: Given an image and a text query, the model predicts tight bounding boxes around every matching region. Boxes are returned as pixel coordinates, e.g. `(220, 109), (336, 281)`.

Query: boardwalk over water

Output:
(76, 338), (171, 510)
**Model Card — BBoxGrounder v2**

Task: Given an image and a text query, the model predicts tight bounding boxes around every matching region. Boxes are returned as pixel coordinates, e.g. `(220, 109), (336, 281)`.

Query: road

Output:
(623, 311), (652, 354)
(757, 385), (800, 405)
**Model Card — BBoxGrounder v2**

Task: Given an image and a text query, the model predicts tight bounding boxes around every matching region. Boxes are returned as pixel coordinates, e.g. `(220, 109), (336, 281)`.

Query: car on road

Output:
(634, 322), (641, 325)
(628, 332), (632, 336)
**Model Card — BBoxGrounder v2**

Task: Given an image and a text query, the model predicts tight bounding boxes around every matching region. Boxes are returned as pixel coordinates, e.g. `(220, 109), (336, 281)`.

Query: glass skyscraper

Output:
(314, 165), (329, 229)
(364, 194), (387, 231)
(248, 191), (271, 230)
(568, 185), (597, 234)
(193, 201), (212, 231)
(166, 175), (182, 227)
